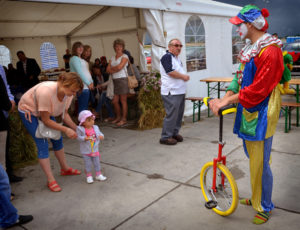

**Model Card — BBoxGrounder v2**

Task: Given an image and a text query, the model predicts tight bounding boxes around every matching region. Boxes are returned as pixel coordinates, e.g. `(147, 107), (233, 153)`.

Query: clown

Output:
(209, 5), (284, 224)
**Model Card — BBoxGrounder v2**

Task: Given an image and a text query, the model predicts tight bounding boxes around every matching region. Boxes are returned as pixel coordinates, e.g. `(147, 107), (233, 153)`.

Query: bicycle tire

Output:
(200, 161), (238, 216)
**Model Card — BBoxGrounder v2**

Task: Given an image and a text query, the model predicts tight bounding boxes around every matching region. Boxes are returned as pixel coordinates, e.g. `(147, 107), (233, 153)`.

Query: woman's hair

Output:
(71, 41), (83, 56)
(94, 58), (100, 64)
(113, 38), (125, 51)
(100, 56), (107, 64)
(82, 45), (92, 62)
(58, 72), (83, 92)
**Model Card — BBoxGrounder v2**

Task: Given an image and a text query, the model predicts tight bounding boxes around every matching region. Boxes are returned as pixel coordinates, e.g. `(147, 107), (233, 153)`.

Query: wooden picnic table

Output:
(200, 77), (233, 116)
(289, 78), (300, 126)
(200, 77), (300, 124)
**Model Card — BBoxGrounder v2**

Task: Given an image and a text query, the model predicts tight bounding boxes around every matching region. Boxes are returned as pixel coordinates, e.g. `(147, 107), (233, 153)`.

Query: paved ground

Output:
(8, 110), (300, 230)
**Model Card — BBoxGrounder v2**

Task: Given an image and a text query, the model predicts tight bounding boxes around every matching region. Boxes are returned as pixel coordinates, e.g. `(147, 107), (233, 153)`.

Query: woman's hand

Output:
(24, 111), (32, 123)
(88, 83), (94, 90)
(65, 127), (77, 139)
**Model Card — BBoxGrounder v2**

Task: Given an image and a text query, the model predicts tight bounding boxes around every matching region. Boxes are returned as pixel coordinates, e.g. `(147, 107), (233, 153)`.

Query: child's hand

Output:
(98, 135), (104, 140)
(85, 136), (91, 141)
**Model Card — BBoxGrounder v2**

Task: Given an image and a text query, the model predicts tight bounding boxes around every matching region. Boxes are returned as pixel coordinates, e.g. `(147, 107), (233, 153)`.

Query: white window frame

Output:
(185, 15), (206, 72)
(40, 42), (59, 70)
(0, 45), (12, 68)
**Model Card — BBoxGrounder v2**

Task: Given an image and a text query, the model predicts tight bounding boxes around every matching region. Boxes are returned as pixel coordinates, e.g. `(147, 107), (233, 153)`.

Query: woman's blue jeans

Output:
(0, 164), (18, 228)
(96, 92), (114, 118)
(78, 89), (90, 113)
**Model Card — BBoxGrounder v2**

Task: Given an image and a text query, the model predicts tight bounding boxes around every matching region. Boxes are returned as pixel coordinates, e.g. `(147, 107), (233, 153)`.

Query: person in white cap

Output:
(77, 110), (107, 183)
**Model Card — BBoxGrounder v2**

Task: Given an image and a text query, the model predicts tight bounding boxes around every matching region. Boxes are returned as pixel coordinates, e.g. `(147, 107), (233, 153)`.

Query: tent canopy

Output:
(0, 0), (240, 38)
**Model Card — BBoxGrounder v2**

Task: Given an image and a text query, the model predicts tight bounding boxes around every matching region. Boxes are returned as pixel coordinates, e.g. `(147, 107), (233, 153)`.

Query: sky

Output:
(214, 0), (300, 38)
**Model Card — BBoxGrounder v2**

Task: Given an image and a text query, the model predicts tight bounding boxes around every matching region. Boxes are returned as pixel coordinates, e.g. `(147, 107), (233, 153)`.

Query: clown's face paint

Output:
(237, 23), (248, 40)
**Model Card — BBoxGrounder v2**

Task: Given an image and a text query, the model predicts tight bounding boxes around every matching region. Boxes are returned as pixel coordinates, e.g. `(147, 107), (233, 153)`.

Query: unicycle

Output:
(200, 97), (239, 216)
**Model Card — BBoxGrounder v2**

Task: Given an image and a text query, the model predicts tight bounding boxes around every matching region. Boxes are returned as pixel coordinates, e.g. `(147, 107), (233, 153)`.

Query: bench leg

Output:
(197, 101), (200, 121)
(207, 82), (210, 117)
(285, 106), (288, 133)
(289, 106), (292, 130)
(192, 102), (196, 122)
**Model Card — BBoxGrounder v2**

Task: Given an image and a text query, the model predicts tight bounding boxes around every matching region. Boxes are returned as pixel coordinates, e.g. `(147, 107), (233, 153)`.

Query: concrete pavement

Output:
(8, 111), (300, 230)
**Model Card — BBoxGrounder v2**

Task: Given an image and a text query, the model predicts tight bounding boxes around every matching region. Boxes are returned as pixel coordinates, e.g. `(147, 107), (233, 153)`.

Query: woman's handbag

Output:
(106, 75), (114, 100)
(34, 84), (65, 140)
(35, 119), (62, 140)
(127, 62), (138, 89)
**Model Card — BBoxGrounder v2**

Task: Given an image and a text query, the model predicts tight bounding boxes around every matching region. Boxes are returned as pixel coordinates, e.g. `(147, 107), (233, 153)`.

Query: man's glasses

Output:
(172, 44), (183, 48)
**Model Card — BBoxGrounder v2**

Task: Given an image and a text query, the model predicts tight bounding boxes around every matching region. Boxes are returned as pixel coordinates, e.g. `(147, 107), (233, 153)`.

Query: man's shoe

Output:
(8, 215), (33, 228)
(172, 134), (183, 142)
(159, 138), (177, 145)
(8, 174), (23, 183)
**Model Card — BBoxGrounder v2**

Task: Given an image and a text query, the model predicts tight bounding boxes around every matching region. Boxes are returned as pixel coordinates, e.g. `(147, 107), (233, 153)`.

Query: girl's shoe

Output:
(95, 174), (107, 181)
(87, 176), (94, 184)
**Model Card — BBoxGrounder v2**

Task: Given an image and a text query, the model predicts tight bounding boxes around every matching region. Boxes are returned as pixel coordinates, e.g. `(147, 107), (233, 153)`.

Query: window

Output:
(185, 16), (206, 72)
(232, 26), (245, 64)
(40, 42), (59, 70)
(0, 45), (11, 68)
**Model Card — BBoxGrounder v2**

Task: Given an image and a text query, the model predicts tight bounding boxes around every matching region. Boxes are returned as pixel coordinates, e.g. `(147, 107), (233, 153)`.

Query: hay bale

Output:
(138, 72), (165, 130)
(8, 110), (38, 169)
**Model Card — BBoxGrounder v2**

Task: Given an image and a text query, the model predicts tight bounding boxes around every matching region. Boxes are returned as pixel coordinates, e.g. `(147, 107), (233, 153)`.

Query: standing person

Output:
(107, 38), (129, 127)
(0, 66), (22, 183)
(0, 77), (33, 228)
(280, 51), (295, 94)
(100, 56), (109, 82)
(82, 45), (93, 72)
(92, 65), (115, 121)
(18, 72), (84, 192)
(63, 49), (71, 70)
(16, 51), (41, 91)
(209, 5), (284, 224)
(69, 42), (94, 113)
(159, 39), (190, 145)
(94, 58), (101, 68)
(76, 110), (107, 184)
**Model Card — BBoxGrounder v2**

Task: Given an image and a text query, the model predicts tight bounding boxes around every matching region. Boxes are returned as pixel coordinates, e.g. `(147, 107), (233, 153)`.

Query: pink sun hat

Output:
(78, 110), (95, 125)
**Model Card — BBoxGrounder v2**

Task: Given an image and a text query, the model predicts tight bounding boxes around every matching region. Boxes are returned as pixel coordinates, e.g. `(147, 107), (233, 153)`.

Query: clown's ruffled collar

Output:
(238, 33), (282, 63)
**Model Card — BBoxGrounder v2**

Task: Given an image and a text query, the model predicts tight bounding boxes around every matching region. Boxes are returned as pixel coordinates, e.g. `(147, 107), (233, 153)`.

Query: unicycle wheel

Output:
(200, 162), (238, 216)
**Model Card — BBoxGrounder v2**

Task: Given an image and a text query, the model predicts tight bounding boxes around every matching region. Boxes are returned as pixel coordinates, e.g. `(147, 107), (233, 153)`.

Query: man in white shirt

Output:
(160, 39), (190, 145)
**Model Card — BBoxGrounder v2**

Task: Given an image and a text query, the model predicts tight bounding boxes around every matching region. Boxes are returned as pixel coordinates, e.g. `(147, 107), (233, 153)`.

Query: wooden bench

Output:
(185, 97), (203, 122)
(281, 101), (300, 133)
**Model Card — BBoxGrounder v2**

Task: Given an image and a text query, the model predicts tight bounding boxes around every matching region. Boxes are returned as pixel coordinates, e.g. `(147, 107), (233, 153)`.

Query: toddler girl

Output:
(77, 110), (107, 183)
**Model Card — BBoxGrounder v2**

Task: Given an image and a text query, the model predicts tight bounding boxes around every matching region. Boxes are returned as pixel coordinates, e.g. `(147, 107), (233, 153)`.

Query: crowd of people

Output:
(0, 38), (142, 228)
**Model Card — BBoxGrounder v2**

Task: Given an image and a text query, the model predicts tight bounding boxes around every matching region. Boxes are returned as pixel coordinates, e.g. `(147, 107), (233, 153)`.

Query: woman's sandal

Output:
(111, 119), (121, 124)
(60, 168), (81, 176)
(48, 181), (62, 192)
(116, 120), (127, 127)
(104, 117), (115, 122)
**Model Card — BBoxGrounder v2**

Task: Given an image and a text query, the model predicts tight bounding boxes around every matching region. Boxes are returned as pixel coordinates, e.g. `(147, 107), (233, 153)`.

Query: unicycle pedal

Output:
(205, 200), (218, 209)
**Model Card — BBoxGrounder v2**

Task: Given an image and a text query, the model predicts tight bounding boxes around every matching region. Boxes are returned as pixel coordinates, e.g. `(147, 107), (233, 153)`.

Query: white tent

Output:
(0, 0), (241, 115)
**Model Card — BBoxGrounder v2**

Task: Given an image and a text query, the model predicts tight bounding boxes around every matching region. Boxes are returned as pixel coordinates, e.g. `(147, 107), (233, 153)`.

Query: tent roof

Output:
(0, 0), (240, 39)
